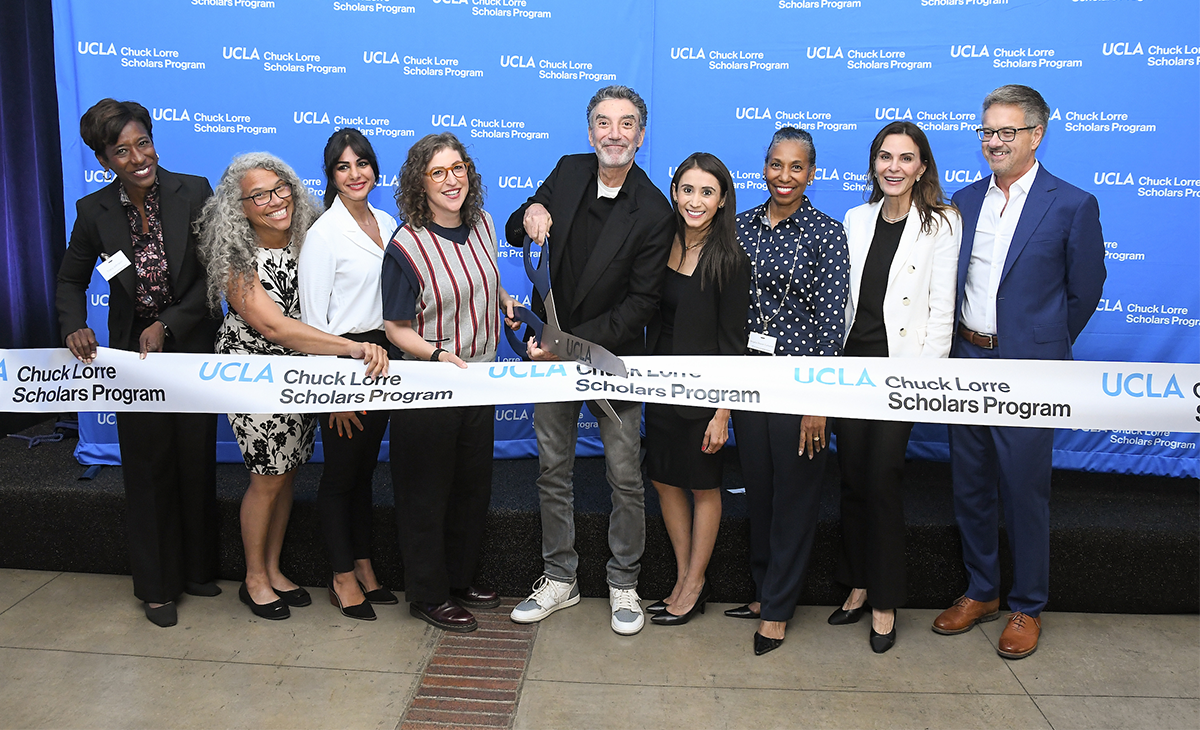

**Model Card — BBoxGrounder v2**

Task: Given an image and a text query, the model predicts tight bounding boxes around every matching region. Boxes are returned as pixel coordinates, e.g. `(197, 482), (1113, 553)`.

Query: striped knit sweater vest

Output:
(389, 211), (501, 363)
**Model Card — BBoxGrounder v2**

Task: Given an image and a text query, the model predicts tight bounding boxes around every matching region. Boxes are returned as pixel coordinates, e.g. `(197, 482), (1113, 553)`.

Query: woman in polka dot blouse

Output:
(726, 127), (849, 656)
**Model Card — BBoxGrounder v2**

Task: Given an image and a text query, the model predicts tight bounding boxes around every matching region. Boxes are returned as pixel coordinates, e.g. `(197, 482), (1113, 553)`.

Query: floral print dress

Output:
(216, 244), (316, 475)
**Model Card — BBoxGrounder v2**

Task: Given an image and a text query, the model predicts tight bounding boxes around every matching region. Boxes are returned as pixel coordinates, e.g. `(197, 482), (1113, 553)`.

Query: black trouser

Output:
(389, 405), (494, 605)
(317, 408), (389, 574)
(832, 417), (914, 610)
(732, 411), (830, 623)
(116, 411), (218, 604)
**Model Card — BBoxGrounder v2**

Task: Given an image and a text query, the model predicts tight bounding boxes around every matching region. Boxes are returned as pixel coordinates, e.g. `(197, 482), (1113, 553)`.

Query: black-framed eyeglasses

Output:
(240, 182), (293, 206)
(976, 126), (1036, 142)
(426, 162), (469, 183)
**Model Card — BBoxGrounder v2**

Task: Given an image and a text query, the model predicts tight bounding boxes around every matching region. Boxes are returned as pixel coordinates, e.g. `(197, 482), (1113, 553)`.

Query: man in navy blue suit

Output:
(932, 85), (1106, 659)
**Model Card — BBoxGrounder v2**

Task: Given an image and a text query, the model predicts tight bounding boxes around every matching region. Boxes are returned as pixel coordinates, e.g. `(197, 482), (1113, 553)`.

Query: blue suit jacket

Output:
(951, 165), (1106, 361)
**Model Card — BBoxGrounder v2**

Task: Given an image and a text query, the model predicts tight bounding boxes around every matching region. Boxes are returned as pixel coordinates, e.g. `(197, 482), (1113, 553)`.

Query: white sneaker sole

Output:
(510, 592), (580, 624)
(611, 614), (645, 636)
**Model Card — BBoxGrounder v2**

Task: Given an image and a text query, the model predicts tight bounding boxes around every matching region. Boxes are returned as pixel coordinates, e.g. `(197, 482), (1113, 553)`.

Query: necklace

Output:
(881, 210), (909, 224)
(684, 238), (705, 251)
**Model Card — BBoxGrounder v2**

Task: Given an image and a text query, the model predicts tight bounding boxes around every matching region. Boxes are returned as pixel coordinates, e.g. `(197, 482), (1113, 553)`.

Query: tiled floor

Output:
(0, 569), (1195, 730)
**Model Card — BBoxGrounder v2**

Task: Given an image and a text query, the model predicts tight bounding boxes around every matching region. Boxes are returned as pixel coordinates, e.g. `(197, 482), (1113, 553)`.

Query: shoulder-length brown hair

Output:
(865, 121), (955, 235)
(394, 133), (484, 229)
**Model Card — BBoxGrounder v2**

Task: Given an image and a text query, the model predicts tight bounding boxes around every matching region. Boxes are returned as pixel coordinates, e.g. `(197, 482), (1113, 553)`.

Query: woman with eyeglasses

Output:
(298, 129), (399, 621)
(829, 121), (960, 653)
(199, 152), (389, 621)
(382, 133), (519, 633)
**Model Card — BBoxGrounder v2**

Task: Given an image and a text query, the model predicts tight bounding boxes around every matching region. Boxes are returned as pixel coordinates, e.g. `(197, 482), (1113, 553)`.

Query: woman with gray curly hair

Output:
(199, 152), (389, 621)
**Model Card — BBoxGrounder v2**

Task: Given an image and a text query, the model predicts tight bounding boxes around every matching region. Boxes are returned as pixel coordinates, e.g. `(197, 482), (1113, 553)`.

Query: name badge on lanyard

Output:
(747, 331), (777, 355)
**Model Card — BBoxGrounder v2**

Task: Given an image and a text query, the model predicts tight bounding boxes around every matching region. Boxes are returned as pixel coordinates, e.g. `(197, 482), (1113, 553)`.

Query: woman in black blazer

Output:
(644, 153), (750, 626)
(56, 99), (221, 628)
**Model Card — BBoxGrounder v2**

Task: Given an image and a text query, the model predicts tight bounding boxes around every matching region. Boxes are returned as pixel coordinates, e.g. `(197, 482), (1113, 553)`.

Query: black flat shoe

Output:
(870, 626), (897, 653)
(358, 581), (399, 605)
(240, 583), (290, 620)
(184, 581), (221, 597)
(329, 585), (376, 621)
(651, 582), (710, 626)
(449, 586), (501, 610)
(828, 602), (870, 626)
(273, 585), (311, 607)
(143, 601), (177, 628)
(725, 604), (761, 619)
(645, 600), (669, 615)
(753, 631), (784, 656)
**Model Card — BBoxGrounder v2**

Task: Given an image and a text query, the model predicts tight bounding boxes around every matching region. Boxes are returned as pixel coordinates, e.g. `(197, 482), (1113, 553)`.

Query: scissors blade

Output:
(541, 323), (629, 379)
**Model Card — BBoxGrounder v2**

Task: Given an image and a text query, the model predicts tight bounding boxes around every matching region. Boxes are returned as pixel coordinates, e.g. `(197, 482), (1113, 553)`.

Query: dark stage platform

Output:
(0, 417), (1195, 614)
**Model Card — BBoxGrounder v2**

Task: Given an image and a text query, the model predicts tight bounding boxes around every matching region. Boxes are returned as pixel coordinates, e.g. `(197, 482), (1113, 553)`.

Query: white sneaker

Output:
(609, 586), (644, 635)
(510, 576), (580, 624)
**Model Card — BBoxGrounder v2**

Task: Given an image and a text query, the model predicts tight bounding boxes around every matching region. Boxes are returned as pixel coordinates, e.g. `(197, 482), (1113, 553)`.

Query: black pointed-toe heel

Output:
(143, 601), (177, 628)
(240, 583), (290, 620)
(651, 583), (710, 626)
(828, 602), (870, 626)
(753, 631), (784, 656)
(273, 585), (311, 607)
(645, 600), (670, 615)
(724, 604), (761, 619)
(870, 610), (897, 653)
(329, 585), (376, 621)
(358, 581), (399, 605)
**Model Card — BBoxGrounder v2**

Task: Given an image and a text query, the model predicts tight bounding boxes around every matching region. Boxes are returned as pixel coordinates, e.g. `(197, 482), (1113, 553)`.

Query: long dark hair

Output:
(394, 133), (484, 229)
(322, 127), (380, 210)
(670, 152), (742, 291)
(866, 121), (954, 234)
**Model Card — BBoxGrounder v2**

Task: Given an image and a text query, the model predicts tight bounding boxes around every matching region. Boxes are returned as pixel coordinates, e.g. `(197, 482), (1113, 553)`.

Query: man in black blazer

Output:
(506, 86), (674, 635)
(56, 99), (220, 627)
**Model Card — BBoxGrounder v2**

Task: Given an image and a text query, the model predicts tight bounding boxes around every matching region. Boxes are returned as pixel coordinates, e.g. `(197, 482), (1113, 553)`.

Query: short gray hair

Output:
(983, 84), (1050, 132)
(586, 85), (647, 130)
(766, 126), (816, 168)
(198, 152), (320, 311)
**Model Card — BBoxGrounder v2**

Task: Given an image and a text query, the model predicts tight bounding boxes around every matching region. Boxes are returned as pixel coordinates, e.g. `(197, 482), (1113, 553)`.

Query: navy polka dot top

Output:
(736, 197), (849, 357)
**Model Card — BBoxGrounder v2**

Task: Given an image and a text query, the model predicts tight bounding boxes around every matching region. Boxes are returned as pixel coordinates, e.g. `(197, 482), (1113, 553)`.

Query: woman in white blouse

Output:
(298, 128), (399, 620)
(828, 121), (960, 653)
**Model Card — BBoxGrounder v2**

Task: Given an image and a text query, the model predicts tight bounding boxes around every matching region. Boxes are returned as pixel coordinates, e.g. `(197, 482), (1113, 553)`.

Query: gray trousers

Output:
(533, 400), (645, 589)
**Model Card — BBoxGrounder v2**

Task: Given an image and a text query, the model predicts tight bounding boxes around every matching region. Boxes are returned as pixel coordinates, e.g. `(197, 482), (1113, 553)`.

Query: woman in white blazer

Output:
(827, 121), (960, 653)
(298, 128), (399, 620)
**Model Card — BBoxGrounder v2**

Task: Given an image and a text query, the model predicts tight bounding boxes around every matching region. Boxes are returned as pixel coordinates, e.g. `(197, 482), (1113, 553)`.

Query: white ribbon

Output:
(2, 348), (1197, 433)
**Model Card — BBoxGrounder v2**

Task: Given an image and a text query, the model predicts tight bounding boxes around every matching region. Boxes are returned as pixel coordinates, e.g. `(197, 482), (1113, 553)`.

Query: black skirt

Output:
(645, 403), (725, 490)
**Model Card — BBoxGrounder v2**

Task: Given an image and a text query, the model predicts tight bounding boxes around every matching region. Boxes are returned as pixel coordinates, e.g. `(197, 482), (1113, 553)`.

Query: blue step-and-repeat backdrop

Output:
(53, 0), (1199, 477)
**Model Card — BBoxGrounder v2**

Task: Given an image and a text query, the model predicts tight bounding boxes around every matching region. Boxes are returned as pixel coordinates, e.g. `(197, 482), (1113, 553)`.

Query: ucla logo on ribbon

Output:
(795, 367), (876, 387)
(489, 364), (567, 379)
(1101, 372), (1184, 398)
(198, 362), (274, 383)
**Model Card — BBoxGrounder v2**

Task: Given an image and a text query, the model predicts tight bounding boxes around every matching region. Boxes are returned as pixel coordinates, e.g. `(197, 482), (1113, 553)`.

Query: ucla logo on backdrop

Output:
(152, 108), (190, 122)
(945, 170), (985, 184)
(85, 169), (116, 184)
(223, 46), (260, 60)
(1094, 172), (1134, 186)
(1102, 42), (1143, 56)
(496, 407), (531, 421)
(500, 55), (536, 67)
(431, 114), (467, 127)
(377, 173), (399, 188)
(736, 106), (772, 120)
(950, 45), (989, 58)
(812, 168), (840, 181)
(364, 51), (402, 64)
(876, 108), (913, 120)
(294, 111), (331, 124)
(1101, 372), (1184, 398)
(77, 42), (116, 56)
(807, 46), (843, 59)
(670, 47), (705, 60)
(89, 294), (109, 307)
(498, 176), (535, 189)
(1097, 298), (1123, 312)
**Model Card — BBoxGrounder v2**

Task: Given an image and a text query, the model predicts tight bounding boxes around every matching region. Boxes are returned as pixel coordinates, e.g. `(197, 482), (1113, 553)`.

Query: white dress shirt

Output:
(298, 196), (398, 335)
(960, 160), (1040, 335)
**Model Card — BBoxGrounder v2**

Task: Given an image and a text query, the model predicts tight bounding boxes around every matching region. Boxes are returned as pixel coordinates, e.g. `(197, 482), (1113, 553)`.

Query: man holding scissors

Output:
(505, 85), (674, 635)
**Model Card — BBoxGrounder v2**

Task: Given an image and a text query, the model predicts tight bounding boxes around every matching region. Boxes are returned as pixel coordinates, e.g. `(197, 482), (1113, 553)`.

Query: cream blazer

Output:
(841, 200), (960, 358)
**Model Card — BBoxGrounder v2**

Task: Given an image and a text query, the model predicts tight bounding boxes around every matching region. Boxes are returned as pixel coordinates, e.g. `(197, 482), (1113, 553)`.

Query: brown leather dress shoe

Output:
(997, 611), (1041, 659)
(450, 586), (501, 610)
(410, 600), (478, 632)
(932, 595), (1001, 635)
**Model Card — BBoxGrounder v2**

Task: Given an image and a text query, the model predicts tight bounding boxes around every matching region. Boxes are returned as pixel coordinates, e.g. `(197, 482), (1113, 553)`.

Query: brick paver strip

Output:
(400, 599), (538, 730)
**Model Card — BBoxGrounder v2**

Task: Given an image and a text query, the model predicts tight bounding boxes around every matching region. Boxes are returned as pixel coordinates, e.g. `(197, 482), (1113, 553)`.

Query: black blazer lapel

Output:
(157, 169), (190, 287)
(572, 193), (638, 308)
(95, 183), (138, 299)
